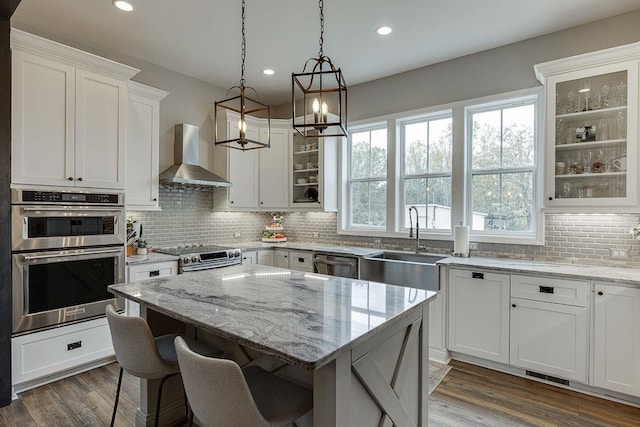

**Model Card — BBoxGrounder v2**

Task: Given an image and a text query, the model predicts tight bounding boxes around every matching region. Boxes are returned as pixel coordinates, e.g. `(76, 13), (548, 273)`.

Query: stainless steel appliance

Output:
(11, 188), (126, 334)
(313, 253), (358, 278)
(154, 245), (242, 273)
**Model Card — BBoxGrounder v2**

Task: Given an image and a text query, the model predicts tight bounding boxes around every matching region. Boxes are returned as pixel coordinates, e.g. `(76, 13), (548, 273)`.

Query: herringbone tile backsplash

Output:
(126, 187), (640, 268)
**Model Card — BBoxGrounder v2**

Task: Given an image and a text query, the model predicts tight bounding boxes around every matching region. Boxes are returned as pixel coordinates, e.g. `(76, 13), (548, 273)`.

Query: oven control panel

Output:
(13, 189), (123, 205)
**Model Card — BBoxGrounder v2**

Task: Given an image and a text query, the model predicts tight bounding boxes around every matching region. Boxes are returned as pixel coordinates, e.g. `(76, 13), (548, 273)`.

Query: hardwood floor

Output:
(1, 360), (639, 426)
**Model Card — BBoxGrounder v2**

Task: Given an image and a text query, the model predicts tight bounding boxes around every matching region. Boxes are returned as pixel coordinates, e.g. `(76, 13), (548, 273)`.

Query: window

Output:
(466, 95), (538, 235)
(400, 113), (452, 231)
(347, 124), (388, 228)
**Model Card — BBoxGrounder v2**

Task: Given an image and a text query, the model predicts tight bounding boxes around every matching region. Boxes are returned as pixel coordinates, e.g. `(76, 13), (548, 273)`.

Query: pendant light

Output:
(292, 0), (347, 138)
(215, 0), (270, 151)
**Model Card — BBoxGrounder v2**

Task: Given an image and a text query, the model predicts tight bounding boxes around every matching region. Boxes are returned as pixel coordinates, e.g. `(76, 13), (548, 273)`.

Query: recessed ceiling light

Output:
(376, 26), (392, 36)
(113, 1), (135, 12)
(263, 69), (275, 76)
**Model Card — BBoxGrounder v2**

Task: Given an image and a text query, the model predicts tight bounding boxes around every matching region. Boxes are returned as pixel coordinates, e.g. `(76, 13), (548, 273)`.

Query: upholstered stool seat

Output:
(175, 336), (313, 427)
(106, 304), (223, 427)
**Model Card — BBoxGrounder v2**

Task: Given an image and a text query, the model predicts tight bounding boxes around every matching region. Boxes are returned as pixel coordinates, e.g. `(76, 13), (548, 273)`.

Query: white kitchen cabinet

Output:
(126, 259), (179, 316)
(11, 30), (138, 189)
(592, 283), (640, 397)
(125, 81), (169, 210)
(448, 268), (510, 363)
(288, 250), (314, 272)
(12, 317), (114, 394)
(535, 43), (640, 212)
(509, 275), (589, 383)
(242, 250), (256, 265)
(274, 250), (289, 268)
(212, 112), (291, 211)
(259, 126), (290, 208)
(257, 250), (275, 266)
(291, 131), (338, 211)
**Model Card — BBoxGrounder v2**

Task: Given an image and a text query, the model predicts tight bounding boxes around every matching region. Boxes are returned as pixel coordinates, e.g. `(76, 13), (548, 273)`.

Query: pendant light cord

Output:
(240, 0), (246, 87)
(318, 0), (324, 58)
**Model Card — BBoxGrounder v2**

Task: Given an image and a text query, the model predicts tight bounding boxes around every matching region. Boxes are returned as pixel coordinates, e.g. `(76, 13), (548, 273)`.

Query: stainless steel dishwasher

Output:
(313, 253), (358, 278)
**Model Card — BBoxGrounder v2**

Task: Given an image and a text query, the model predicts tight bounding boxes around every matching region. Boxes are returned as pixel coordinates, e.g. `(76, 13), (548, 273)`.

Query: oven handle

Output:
(21, 207), (123, 214)
(22, 248), (124, 261)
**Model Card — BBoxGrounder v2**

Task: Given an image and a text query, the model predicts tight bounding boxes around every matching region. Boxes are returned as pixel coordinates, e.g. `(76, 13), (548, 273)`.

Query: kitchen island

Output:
(109, 264), (436, 427)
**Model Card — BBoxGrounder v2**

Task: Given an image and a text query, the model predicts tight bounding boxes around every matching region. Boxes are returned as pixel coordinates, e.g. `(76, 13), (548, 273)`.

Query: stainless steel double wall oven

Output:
(11, 189), (126, 334)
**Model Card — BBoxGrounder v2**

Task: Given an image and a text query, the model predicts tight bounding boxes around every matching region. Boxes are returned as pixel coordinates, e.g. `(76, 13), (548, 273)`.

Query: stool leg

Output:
(155, 373), (178, 427)
(110, 367), (124, 427)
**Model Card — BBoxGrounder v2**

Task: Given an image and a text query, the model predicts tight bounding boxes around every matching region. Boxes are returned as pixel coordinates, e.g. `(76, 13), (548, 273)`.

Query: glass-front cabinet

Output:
(535, 44), (640, 212)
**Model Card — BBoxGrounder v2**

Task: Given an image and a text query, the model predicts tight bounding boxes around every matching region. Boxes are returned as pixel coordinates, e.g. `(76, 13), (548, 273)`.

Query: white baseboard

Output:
(428, 347), (450, 365)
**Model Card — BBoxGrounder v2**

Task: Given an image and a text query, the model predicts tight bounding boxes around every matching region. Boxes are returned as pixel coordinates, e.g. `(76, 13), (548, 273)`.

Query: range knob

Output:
(234, 250), (241, 258)
(182, 257), (190, 264)
(191, 256), (199, 263)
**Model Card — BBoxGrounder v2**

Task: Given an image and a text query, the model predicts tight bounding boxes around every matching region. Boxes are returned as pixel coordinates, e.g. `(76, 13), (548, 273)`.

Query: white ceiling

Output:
(11, 0), (640, 105)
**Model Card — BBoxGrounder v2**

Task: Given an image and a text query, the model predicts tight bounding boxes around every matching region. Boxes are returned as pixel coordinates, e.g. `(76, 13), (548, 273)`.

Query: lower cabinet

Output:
(592, 283), (640, 397)
(242, 250), (256, 265)
(509, 275), (589, 383)
(257, 250), (275, 266)
(448, 269), (510, 363)
(288, 250), (314, 272)
(11, 317), (114, 393)
(274, 250), (289, 268)
(126, 259), (179, 316)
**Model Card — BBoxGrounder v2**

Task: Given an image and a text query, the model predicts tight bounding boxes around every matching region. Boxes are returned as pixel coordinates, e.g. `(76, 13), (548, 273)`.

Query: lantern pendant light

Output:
(292, 0), (347, 138)
(215, 0), (270, 151)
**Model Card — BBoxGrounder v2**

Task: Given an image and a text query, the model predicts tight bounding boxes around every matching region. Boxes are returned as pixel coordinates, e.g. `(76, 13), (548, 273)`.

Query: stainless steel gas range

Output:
(154, 245), (242, 273)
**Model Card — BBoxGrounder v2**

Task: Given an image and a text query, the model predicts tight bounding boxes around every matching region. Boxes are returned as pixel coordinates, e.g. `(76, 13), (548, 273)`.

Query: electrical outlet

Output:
(233, 232), (241, 238)
(469, 243), (479, 250)
(611, 249), (628, 258)
(374, 238), (382, 244)
(312, 232), (320, 238)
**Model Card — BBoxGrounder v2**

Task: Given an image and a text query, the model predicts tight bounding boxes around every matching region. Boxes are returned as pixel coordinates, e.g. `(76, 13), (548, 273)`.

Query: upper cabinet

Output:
(535, 43), (640, 212)
(212, 111), (290, 211)
(126, 82), (169, 211)
(11, 30), (139, 190)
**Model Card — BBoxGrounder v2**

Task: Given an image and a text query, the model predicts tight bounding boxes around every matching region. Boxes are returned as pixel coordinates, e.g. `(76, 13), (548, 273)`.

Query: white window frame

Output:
(343, 121), (389, 231)
(338, 87), (544, 246)
(398, 110), (453, 236)
(464, 92), (544, 244)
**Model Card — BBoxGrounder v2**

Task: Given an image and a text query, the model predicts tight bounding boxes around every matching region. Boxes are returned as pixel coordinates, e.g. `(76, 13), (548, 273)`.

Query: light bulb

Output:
(238, 119), (247, 135)
(321, 102), (328, 122)
(312, 98), (320, 113)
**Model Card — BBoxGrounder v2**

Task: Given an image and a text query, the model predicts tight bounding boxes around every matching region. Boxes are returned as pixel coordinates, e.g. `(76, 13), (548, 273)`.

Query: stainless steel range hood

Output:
(159, 124), (231, 188)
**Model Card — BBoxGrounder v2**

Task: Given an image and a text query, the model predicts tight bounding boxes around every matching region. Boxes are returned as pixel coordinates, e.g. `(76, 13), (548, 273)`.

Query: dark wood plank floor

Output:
(1, 360), (639, 426)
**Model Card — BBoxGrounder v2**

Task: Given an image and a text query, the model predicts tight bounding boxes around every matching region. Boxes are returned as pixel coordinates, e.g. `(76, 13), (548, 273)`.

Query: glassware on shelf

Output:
(579, 80), (592, 111)
(612, 81), (627, 107)
(615, 111), (626, 139)
(597, 84), (609, 109)
(566, 90), (577, 114)
(555, 118), (565, 145)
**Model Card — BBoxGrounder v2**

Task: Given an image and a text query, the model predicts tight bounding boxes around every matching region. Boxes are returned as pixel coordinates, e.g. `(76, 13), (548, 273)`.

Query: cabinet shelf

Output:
(556, 139), (626, 151)
(294, 183), (319, 187)
(294, 149), (319, 155)
(556, 105), (627, 120)
(556, 171), (626, 179)
(294, 168), (319, 173)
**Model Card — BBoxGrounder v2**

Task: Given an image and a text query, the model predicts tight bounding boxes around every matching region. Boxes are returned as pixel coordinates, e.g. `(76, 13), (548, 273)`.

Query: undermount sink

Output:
(359, 252), (446, 291)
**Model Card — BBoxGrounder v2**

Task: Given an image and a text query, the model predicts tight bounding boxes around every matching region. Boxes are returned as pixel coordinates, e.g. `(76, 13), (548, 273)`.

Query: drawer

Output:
(289, 251), (314, 272)
(511, 274), (589, 307)
(12, 318), (114, 385)
(128, 260), (178, 282)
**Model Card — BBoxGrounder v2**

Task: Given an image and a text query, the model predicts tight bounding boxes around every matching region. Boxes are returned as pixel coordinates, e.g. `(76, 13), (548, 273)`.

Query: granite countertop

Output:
(126, 252), (180, 265)
(438, 256), (640, 287)
(109, 264), (436, 370)
(227, 241), (384, 257)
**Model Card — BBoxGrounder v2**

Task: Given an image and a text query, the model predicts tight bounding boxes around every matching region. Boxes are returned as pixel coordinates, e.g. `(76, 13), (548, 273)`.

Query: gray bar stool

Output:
(105, 304), (223, 427)
(175, 336), (313, 427)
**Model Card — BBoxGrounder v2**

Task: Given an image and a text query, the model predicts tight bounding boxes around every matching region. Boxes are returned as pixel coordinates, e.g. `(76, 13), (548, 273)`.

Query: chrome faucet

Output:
(408, 206), (426, 253)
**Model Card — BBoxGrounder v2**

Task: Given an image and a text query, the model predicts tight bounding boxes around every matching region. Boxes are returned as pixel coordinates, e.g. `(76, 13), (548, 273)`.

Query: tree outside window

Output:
(401, 115), (452, 230)
(349, 126), (387, 227)
(469, 100), (537, 232)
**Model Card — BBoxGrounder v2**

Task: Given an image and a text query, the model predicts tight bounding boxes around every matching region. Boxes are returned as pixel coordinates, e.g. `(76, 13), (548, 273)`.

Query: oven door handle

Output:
(21, 207), (123, 215)
(22, 248), (124, 261)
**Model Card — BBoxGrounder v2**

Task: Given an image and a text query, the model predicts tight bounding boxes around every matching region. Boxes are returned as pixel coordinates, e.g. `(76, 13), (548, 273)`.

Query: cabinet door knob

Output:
(512, 303), (516, 308)
(77, 177), (83, 181)
(230, 201), (234, 204)
(153, 198), (157, 202)
(597, 291), (604, 296)
(68, 177), (73, 181)
(548, 196), (553, 201)
(260, 201), (264, 205)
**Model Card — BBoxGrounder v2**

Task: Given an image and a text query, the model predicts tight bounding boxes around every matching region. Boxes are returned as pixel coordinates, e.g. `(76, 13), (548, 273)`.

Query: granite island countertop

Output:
(109, 264), (436, 370)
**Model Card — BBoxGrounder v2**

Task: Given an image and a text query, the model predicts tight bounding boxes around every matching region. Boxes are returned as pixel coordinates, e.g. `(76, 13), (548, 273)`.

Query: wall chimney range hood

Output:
(159, 124), (231, 188)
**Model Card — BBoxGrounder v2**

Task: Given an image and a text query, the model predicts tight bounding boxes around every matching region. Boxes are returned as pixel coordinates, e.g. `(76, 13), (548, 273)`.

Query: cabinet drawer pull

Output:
(67, 341), (82, 351)
(77, 177), (83, 181)
(597, 291), (604, 296)
(512, 303), (516, 308)
(472, 272), (484, 279)
(539, 286), (554, 294)
(298, 257), (305, 263)
(149, 270), (160, 277)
